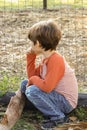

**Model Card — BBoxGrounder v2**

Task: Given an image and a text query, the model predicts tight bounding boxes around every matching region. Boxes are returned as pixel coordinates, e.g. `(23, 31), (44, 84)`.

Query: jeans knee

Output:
(25, 85), (40, 99)
(20, 79), (28, 93)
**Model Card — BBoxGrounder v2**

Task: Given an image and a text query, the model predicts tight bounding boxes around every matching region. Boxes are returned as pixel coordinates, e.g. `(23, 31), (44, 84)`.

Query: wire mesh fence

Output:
(0, 0), (87, 10)
(0, 0), (87, 93)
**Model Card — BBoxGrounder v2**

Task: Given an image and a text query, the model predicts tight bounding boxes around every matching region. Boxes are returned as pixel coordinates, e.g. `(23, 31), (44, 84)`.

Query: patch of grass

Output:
(48, 0), (87, 8)
(0, 73), (21, 96)
(78, 84), (87, 93)
(12, 110), (43, 130)
(12, 118), (36, 130)
(0, 0), (87, 10)
(71, 107), (87, 121)
(0, 0), (43, 10)
(75, 107), (87, 121)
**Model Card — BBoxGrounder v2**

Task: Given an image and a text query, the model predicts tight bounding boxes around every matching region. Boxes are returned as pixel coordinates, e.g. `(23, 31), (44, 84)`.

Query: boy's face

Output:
(31, 41), (44, 55)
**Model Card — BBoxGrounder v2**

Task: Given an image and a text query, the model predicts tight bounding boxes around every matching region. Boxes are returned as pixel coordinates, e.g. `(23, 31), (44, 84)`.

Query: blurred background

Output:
(0, 0), (87, 94)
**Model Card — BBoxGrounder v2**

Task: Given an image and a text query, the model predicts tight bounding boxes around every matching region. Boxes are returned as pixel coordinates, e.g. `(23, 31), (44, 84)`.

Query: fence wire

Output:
(0, 0), (87, 93)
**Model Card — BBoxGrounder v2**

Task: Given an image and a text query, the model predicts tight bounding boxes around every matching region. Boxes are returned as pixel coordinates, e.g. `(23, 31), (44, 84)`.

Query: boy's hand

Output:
(26, 47), (35, 54)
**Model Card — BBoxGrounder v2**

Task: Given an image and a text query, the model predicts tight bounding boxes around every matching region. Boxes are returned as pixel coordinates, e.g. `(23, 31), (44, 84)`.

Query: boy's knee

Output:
(20, 79), (28, 93)
(20, 79), (28, 87)
(25, 85), (40, 98)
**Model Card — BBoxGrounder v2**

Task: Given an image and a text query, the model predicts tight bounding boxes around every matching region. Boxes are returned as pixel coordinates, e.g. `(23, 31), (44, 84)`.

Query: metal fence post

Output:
(43, 0), (47, 9)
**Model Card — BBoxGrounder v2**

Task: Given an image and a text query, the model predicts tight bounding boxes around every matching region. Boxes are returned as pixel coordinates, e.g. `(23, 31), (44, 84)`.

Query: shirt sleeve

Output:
(26, 53), (40, 79)
(29, 54), (65, 93)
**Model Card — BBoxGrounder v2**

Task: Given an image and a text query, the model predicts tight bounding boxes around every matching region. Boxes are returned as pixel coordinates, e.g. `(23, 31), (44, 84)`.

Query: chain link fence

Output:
(0, 0), (87, 92)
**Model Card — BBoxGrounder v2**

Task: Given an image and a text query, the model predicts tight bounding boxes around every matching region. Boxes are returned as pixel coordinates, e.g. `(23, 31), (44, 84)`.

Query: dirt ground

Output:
(0, 7), (87, 92)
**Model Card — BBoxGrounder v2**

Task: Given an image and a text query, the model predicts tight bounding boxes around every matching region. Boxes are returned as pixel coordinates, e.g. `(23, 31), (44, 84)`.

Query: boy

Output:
(21, 20), (78, 129)
(0, 20), (78, 130)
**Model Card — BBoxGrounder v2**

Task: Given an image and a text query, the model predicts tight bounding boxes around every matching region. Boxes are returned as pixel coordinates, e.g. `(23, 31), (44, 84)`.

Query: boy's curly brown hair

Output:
(28, 20), (61, 51)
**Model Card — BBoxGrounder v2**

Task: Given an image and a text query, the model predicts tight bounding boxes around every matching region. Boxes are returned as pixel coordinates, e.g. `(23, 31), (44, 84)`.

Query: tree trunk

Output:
(43, 0), (47, 9)
(0, 90), (25, 130)
(0, 92), (87, 108)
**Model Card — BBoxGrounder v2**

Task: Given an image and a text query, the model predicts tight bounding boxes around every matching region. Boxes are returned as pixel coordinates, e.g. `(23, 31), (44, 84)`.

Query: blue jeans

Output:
(20, 79), (73, 120)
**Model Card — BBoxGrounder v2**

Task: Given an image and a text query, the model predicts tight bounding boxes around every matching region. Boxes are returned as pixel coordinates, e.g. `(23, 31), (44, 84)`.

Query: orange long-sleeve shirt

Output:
(26, 52), (78, 108)
(26, 52), (65, 93)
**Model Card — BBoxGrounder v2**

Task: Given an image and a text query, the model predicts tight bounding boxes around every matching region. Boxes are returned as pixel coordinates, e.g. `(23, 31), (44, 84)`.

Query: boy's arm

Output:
(26, 53), (40, 79)
(29, 56), (65, 92)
